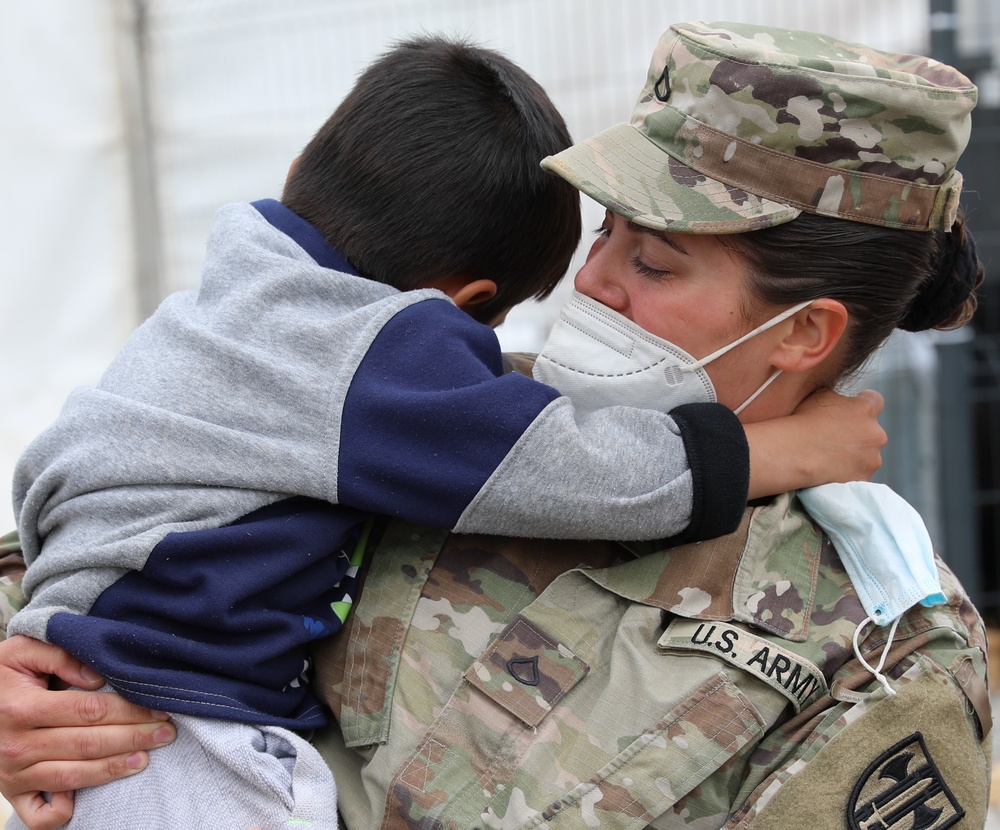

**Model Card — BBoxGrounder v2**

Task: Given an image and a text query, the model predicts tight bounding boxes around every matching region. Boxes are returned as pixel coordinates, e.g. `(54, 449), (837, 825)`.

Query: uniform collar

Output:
(584, 493), (832, 643)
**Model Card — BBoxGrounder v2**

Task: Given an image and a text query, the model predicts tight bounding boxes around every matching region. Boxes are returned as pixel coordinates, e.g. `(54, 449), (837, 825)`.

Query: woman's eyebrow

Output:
(626, 219), (689, 255)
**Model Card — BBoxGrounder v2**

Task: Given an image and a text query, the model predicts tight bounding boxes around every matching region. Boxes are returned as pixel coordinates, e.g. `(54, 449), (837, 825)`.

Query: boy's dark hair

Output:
(282, 35), (582, 322)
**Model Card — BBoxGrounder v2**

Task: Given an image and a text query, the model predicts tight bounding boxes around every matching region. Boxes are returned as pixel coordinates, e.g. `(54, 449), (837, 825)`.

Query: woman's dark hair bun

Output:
(899, 216), (982, 332)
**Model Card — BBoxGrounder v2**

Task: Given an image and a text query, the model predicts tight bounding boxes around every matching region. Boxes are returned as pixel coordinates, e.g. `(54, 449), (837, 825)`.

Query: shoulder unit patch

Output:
(848, 732), (964, 830)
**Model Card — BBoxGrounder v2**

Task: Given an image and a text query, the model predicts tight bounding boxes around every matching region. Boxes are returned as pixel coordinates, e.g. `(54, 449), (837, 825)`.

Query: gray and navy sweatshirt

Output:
(10, 200), (749, 729)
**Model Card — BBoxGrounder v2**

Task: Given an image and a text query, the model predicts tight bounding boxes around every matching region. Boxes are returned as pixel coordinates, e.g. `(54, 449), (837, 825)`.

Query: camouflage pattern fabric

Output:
(542, 21), (977, 233)
(312, 492), (990, 829)
(0, 530), (26, 638)
(0, 504), (989, 829)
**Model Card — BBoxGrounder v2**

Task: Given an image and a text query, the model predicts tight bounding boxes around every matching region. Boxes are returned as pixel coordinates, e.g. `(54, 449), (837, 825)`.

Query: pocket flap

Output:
(464, 616), (589, 728)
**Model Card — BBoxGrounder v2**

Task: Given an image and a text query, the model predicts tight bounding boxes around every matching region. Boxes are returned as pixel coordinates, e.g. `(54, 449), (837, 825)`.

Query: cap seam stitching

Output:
(675, 31), (975, 94)
(641, 113), (955, 228)
(662, 109), (948, 191)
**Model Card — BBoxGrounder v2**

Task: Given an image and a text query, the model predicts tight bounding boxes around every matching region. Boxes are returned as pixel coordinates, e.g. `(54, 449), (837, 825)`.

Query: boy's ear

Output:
(770, 299), (848, 373)
(427, 276), (498, 312)
(284, 156), (301, 188)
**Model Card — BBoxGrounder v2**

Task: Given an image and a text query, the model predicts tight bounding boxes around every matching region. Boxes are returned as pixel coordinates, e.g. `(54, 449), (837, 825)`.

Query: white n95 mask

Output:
(533, 290), (810, 418)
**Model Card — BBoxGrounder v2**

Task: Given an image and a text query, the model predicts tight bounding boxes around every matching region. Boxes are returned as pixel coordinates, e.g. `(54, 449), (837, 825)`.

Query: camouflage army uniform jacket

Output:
(311, 492), (991, 830)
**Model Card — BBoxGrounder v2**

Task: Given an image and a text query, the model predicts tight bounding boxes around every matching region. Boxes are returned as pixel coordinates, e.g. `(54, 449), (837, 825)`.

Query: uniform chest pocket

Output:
(524, 670), (768, 828)
(386, 613), (767, 830)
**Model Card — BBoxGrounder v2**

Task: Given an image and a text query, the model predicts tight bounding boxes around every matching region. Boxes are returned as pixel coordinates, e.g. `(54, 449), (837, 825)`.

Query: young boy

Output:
(7, 36), (881, 829)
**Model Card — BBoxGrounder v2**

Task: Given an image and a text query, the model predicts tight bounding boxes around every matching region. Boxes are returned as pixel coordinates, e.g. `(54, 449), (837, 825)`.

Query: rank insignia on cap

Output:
(848, 732), (964, 830)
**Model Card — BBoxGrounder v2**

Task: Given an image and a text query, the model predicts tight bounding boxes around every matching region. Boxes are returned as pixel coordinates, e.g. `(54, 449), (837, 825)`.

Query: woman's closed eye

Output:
(630, 255), (671, 280)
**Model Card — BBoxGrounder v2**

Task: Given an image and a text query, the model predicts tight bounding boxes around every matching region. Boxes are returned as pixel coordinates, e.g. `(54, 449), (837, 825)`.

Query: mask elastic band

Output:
(684, 300), (812, 372)
(733, 369), (782, 415)
(852, 615), (901, 697)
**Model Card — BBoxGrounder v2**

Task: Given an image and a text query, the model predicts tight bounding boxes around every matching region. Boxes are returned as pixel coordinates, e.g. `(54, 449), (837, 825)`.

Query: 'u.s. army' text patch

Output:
(657, 618), (827, 711)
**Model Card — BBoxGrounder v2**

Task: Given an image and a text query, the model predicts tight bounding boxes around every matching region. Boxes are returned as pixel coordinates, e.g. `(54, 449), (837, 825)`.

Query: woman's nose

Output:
(573, 240), (630, 315)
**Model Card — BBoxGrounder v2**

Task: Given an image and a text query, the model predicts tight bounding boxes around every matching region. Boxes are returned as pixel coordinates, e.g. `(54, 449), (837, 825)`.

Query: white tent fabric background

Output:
(0, 0), (928, 533)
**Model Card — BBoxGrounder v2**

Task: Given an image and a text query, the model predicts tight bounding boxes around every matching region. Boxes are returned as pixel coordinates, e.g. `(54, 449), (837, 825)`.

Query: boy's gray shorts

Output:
(6, 712), (338, 830)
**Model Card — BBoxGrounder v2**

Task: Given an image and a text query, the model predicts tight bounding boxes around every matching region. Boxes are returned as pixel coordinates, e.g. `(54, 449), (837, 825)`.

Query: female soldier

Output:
(316, 21), (989, 829)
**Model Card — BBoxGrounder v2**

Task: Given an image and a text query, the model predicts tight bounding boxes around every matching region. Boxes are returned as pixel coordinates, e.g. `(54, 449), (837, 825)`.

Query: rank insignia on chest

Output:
(657, 618), (828, 712)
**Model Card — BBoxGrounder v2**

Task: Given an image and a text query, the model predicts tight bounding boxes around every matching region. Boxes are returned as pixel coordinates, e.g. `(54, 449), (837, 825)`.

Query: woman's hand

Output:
(746, 388), (886, 499)
(0, 636), (176, 830)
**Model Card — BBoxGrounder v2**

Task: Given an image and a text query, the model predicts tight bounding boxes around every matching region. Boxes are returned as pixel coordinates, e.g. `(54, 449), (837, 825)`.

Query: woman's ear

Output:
(770, 299), (848, 373)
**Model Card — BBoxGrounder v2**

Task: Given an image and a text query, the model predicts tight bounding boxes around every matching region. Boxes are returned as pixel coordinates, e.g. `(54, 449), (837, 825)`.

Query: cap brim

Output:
(542, 123), (801, 234)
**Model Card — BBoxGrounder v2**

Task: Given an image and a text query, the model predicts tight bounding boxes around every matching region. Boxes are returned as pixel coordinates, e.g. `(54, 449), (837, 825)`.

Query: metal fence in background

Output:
(930, 1), (1000, 621)
(969, 335), (1000, 615)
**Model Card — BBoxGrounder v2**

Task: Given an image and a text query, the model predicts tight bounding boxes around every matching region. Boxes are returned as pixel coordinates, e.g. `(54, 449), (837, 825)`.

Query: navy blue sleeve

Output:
(337, 300), (561, 527)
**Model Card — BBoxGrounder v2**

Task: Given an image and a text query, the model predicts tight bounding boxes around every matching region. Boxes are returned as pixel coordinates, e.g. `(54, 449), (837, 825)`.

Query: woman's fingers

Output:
(9, 790), (75, 830)
(3, 747), (160, 798)
(0, 636), (170, 731)
(0, 636), (177, 826)
(0, 724), (175, 827)
(0, 684), (169, 731)
(0, 636), (104, 695)
(0, 721), (175, 775)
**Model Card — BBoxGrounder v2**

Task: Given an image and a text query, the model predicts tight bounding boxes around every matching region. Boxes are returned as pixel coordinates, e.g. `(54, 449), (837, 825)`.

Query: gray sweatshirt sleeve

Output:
(453, 399), (749, 541)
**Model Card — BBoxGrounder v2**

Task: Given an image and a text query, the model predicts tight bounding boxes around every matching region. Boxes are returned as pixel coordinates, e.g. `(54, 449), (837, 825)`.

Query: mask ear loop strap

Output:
(684, 300), (812, 371)
(733, 369), (782, 415)
(852, 615), (901, 697)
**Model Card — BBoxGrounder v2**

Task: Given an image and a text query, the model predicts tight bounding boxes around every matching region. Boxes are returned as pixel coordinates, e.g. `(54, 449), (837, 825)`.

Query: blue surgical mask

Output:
(798, 482), (945, 626)
(798, 482), (945, 696)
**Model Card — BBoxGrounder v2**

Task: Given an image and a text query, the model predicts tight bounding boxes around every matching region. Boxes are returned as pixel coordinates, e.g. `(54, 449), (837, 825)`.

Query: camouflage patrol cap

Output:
(542, 21), (977, 233)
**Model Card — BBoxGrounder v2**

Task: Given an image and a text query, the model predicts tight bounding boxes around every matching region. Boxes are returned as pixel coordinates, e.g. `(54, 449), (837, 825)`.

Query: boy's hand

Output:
(745, 388), (886, 500)
(0, 636), (175, 830)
